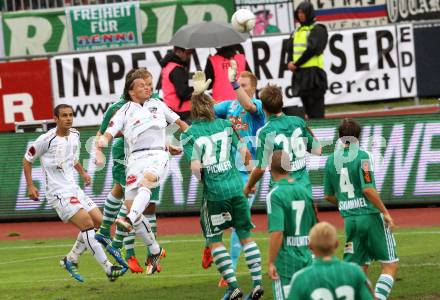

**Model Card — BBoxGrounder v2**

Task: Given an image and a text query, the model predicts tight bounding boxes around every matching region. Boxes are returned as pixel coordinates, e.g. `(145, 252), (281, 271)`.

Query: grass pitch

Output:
(0, 227), (439, 300)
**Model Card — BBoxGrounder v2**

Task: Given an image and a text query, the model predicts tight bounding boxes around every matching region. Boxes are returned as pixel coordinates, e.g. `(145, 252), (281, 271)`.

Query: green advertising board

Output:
(1, 8), (67, 56)
(67, 3), (140, 50)
(0, 114), (439, 220)
(1, 0), (234, 57)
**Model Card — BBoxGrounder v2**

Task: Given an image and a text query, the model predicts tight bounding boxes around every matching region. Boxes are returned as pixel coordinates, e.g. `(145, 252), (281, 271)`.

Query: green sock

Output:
(124, 233), (136, 258)
(243, 241), (262, 287)
(111, 205), (127, 249)
(212, 246), (239, 289)
(375, 274), (394, 300)
(99, 193), (122, 237)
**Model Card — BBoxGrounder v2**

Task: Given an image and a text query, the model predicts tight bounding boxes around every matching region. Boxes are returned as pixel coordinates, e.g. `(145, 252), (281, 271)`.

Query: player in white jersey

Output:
(96, 72), (187, 274)
(23, 104), (127, 282)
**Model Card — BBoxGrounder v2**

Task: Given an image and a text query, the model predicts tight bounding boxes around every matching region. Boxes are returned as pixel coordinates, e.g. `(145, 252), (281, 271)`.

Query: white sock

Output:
(133, 216), (160, 255)
(82, 228), (113, 273)
(67, 232), (87, 263)
(127, 187), (151, 224)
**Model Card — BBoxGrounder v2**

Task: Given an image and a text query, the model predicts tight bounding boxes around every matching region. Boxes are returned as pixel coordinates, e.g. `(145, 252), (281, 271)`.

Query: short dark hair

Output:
(54, 104), (73, 117)
(270, 150), (291, 175)
(338, 118), (361, 140)
(260, 84), (283, 114)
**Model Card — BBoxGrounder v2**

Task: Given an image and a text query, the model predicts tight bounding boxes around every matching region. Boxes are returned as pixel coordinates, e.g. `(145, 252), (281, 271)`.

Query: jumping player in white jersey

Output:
(95, 72), (186, 274)
(23, 104), (127, 282)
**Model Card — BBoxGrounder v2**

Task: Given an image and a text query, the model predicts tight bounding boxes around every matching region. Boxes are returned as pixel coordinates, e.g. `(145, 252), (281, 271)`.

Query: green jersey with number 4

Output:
(288, 257), (374, 300)
(267, 178), (317, 280)
(182, 119), (244, 201)
(256, 114), (315, 185)
(324, 146), (379, 218)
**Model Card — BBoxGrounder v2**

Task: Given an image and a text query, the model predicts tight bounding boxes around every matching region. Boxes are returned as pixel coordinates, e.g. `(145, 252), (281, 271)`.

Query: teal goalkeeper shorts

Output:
(343, 213), (399, 265)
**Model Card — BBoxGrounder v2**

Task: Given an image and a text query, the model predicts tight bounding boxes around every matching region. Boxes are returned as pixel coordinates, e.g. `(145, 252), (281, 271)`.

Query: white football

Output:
(231, 9), (256, 33)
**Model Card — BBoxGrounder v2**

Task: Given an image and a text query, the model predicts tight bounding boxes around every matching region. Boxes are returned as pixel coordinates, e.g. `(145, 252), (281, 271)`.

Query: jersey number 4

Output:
(339, 167), (355, 198)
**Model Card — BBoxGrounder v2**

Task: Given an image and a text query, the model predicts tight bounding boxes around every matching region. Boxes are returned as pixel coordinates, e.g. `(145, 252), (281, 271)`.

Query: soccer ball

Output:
(231, 9), (256, 33)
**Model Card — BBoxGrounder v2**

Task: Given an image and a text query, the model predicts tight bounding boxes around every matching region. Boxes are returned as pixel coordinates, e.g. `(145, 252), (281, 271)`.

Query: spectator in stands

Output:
(205, 44), (251, 102)
(160, 47), (194, 123)
(287, 1), (328, 119)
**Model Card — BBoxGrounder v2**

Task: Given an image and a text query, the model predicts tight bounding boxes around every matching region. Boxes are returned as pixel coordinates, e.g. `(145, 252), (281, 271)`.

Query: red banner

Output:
(0, 59), (53, 132)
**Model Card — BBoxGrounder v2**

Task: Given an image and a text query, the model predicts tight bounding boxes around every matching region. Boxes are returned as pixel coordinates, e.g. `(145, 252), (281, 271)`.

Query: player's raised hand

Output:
(28, 185), (39, 201)
(95, 150), (106, 168)
(192, 71), (211, 95)
(268, 262), (279, 280)
(228, 59), (238, 82)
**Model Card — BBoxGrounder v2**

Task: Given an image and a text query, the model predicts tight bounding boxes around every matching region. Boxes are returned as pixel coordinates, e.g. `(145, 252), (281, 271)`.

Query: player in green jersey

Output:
(287, 222), (374, 300)
(324, 119), (398, 300)
(181, 72), (263, 300)
(267, 150), (317, 300)
(243, 84), (321, 201)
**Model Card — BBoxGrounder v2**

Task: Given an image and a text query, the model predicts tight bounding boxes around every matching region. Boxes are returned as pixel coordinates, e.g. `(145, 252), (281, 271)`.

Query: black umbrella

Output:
(169, 21), (249, 49)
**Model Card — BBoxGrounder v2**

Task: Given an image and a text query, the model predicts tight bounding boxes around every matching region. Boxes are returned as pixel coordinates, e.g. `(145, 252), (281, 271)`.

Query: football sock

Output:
(112, 205), (128, 249)
(229, 229), (242, 271)
(212, 246), (239, 289)
(243, 241), (262, 287)
(67, 232), (87, 263)
(99, 193), (123, 237)
(127, 187), (151, 224)
(82, 228), (112, 273)
(133, 216), (160, 255)
(375, 274), (394, 300)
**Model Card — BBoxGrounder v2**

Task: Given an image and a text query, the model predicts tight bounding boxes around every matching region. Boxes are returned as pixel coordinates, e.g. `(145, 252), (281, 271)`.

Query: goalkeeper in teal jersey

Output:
(95, 68), (167, 273)
(244, 84), (321, 201)
(181, 71), (263, 300)
(266, 150), (317, 300)
(288, 222), (374, 300)
(324, 119), (398, 300)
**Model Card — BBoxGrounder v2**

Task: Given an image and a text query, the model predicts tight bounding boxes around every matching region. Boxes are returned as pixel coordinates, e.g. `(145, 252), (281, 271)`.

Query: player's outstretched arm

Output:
(363, 188), (395, 229)
(95, 132), (114, 167)
(23, 158), (39, 201)
(324, 195), (337, 205)
(190, 160), (202, 181)
(244, 167), (264, 197)
(268, 231), (283, 280)
(228, 60), (256, 113)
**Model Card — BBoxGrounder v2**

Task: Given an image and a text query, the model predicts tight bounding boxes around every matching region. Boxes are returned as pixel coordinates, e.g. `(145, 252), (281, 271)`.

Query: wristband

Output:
(231, 81), (240, 90)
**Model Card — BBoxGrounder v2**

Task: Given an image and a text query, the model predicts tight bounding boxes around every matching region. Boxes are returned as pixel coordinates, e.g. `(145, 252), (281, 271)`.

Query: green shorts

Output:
(150, 186), (160, 203)
(343, 213), (399, 265)
(200, 195), (254, 244)
(272, 276), (291, 300)
(112, 159), (126, 188)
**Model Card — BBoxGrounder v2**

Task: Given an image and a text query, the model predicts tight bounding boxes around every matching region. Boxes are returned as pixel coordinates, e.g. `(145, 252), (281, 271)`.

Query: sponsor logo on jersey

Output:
(70, 197), (80, 205)
(344, 241), (354, 254)
(126, 175), (137, 185)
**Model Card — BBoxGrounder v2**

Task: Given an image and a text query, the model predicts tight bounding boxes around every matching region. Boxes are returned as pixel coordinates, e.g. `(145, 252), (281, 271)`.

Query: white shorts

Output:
(48, 187), (97, 223)
(125, 150), (169, 199)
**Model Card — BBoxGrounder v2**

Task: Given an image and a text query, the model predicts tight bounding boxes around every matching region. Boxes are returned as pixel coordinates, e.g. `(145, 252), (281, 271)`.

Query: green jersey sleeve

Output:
(267, 190), (285, 232)
(182, 131), (195, 161)
(359, 153), (376, 189)
(302, 122), (316, 153)
(324, 157), (335, 196)
(99, 99), (124, 134)
(356, 266), (375, 300)
(255, 129), (274, 169)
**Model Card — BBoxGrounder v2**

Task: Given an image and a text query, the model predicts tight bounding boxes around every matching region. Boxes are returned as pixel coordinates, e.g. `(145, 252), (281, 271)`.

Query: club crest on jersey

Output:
(126, 175), (137, 185)
(344, 242), (354, 254)
(148, 107), (158, 114)
(27, 146), (36, 157)
(70, 197), (80, 205)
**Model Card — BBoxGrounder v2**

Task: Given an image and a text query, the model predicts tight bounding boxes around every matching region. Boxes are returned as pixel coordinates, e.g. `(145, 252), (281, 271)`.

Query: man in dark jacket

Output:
(160, 47), (194, 122)
(287, 1), (328, 119)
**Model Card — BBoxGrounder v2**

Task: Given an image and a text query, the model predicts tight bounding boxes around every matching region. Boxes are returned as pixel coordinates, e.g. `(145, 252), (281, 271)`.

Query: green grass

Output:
(0, 227), (439, 299)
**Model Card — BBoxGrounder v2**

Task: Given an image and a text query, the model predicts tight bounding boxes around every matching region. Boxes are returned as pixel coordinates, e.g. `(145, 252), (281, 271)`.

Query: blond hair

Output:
(240, 71), (257, 88)
(309, 222), (338, 256)
(190, 93), (216, 121)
